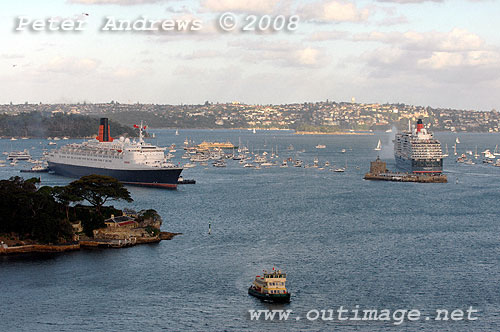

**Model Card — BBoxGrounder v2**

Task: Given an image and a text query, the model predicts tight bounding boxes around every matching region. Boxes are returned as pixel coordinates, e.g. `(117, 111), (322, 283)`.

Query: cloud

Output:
(0, 54), (25, 60)
(43, 57), (100, 75)
(200, 0), (287, 14)
(352, 28), (485, 52)
(354, 28), (500, 84)
(110, 66), (146, 78)
(299, 0), (371, 23)
(377, 14), (408, 26)
(308, 30), (350, 41)
(376, 0), (490, 3)
(295, 47), (323, 66)
(178, 49), (225, 60)
(418, 50), (500, 69)
(376, 0), (443, 3)
(67, 0), (170, 5)
(228, 39), (328, 68)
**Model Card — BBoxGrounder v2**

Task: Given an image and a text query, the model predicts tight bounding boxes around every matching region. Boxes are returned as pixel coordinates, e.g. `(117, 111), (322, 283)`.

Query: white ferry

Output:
(7, 150), (31, 161)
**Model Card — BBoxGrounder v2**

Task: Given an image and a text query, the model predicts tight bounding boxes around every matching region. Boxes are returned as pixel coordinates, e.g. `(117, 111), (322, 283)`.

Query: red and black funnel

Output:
(96, 118), (113, 142)
(417, 119), (424, 133)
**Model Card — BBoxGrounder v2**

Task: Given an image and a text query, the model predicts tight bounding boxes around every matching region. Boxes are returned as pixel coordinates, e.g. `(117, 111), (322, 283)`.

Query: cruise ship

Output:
(47, 118), (183, 189)
(394, 119), (443, 174)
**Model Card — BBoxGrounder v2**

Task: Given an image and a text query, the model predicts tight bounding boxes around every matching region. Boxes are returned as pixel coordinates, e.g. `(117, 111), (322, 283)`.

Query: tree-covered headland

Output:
(0, 175), (158, 245)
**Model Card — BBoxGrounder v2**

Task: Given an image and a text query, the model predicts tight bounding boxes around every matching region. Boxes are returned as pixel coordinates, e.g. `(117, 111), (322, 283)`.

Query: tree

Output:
(67, 175), (133, 215)
(137, 209), (162, 227)
(52, 186), (80, 221)
(0, 177), (73, 244)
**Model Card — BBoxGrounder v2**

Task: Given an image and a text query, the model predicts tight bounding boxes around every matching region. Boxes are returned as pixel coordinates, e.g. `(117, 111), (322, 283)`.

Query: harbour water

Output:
(1, 130), (500, 332)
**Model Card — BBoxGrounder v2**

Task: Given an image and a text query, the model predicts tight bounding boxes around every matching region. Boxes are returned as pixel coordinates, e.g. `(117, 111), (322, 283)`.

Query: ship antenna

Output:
(139, 120), (144, 143)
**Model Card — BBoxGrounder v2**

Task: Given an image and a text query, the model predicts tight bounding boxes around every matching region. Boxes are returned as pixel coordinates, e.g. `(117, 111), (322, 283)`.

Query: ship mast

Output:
(139, 120), (144, 143)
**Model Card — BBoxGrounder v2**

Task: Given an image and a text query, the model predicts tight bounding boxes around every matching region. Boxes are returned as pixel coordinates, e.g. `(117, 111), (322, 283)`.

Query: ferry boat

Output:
(7, 150), (31, 161)
(248, 268), (291, 303)
(394, 119), (443, 174)
(20, 164), (49, 173)
(197, 141), (235, 150)
(47, 118), (183, 189)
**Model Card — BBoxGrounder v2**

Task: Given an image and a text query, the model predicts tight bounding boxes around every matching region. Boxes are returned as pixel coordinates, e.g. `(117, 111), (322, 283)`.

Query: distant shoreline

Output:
(295, 131), (375, 135)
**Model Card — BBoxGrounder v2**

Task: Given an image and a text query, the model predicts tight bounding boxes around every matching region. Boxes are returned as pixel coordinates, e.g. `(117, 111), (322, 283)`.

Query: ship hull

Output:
(248, 287), (291, 303)
(48, 162), (183, 189)
(395, 155), (443, 174)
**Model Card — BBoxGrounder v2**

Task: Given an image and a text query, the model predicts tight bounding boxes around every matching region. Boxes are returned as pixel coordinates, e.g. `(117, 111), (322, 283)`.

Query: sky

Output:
(0, 0), (499, 110)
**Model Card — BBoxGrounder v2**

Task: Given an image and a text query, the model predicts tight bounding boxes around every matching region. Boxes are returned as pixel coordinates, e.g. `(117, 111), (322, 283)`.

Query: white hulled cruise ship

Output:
(47, 118), (183, 188)
(394, 119), (443, 174)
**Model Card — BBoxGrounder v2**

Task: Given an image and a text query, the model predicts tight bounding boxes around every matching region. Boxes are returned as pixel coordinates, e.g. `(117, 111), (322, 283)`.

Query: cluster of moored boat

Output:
(175, 140), (348, 172)
(1, 149), (49, 171)
(454, 145), (500, 167)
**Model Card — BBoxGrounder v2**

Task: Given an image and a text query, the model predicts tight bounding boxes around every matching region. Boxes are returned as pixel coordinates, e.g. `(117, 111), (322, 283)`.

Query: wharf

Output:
(0, 243), (80, 255)
(364, 157), (447, 183)
(364, 172), (447, 183)
(1, 233), (181, 255)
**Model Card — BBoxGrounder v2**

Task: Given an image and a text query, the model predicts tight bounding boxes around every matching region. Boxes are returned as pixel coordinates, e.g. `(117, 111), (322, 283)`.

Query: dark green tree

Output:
(67, 175), (133, 215)
(137, 209), (162, 226)
(52, 186), (80, 221)
(0, 177), (73, 244)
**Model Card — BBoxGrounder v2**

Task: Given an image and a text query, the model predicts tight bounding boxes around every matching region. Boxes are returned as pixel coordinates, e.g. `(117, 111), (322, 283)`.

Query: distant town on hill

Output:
(0, 100), (498, 133)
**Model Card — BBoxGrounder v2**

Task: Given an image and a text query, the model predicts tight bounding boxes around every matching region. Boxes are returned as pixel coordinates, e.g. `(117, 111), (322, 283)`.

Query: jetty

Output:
(0, 242), (80, 255)
(364, 157), (447, 183)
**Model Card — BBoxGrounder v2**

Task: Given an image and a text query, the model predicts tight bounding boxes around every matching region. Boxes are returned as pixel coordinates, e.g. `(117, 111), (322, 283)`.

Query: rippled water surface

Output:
(1, 130), (500, 332)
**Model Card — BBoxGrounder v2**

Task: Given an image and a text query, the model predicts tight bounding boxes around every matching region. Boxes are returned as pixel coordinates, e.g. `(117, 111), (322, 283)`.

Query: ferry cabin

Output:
(252, 271), (288, 295)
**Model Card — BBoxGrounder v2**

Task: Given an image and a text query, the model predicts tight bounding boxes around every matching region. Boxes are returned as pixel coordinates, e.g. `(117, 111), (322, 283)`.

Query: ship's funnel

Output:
(417, 119), (424, 133)
(96, 118), (113, 142)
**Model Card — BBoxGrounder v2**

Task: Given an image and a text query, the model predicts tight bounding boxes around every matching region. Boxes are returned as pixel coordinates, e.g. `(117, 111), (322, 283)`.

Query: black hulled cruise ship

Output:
(48, 118), (183, 188)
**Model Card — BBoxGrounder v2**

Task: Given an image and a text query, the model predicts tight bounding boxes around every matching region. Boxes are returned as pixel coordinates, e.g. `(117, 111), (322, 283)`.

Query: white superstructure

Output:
(48, 133), (176, 171)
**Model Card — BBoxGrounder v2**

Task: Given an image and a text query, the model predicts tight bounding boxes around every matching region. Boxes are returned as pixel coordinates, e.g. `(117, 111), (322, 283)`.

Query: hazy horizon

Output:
(1, 0), (499, 111)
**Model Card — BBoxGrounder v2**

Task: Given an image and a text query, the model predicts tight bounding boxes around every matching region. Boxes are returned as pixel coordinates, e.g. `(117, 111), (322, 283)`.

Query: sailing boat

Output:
(442, 144), (449, 157)
(494, 145), (500, 156)
(453, 143), (457, 156)
(252, 128), (256, 134)
(474, 145), (479, 158)
(456, 137), (460, 144)
(175, 129), (179, 136)
(374, 139), (382, 151)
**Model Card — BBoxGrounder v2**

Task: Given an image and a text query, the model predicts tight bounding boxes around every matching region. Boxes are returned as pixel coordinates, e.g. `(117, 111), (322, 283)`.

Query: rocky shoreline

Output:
(0, 232), (181, 255)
